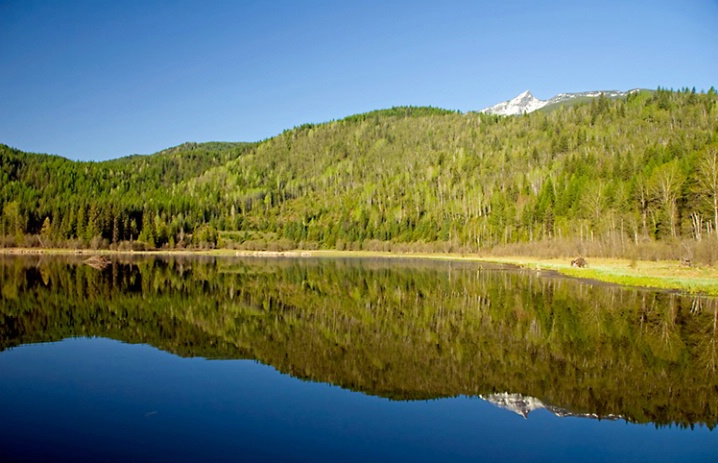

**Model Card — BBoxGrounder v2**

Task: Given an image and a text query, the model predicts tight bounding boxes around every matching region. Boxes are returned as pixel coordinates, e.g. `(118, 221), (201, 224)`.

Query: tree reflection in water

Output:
(1, 254), (716, 428)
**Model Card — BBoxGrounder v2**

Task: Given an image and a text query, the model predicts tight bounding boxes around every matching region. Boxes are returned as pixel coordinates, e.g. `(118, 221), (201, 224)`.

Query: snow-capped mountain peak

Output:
(480, 89), (639, 116)
(518, 90), (539, 101)
(515, 90), (532, 99)
(480, 90), (548, 116)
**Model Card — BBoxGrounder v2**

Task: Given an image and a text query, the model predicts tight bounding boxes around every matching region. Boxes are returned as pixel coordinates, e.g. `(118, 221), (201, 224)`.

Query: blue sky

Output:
(1, 0), (716, 161)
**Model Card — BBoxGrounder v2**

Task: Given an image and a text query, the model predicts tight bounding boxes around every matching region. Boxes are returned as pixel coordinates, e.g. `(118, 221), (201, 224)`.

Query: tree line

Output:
(2, 90), (717, 259)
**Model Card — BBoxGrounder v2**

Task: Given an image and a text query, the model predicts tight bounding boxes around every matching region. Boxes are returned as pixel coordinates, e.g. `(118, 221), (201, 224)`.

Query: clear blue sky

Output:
(1, 0), (716, 161)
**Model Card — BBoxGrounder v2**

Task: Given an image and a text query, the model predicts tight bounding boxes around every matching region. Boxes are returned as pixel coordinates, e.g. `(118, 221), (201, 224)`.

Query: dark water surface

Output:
(0, 255), (716, 462)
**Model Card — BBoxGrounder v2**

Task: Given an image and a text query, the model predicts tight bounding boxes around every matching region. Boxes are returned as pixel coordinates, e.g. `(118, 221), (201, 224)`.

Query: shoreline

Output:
(2, 247), (717, 296)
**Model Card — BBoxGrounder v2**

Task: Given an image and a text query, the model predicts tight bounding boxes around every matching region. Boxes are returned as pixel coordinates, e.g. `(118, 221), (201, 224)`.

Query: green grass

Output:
(482, 257), (718, 296)
(558, 267), (718, 296)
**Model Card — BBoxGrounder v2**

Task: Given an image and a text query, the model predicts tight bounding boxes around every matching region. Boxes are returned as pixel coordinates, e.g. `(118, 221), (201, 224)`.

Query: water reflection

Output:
(1, 255), (717, 428)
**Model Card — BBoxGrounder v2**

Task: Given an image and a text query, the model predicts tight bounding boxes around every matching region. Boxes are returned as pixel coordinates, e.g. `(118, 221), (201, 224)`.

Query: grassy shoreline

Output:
(2, 247), (717, 296)
(479, 256), (718, 296)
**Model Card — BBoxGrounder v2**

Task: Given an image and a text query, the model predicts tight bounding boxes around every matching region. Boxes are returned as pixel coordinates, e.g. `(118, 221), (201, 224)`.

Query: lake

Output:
(0, 255), (716, 462)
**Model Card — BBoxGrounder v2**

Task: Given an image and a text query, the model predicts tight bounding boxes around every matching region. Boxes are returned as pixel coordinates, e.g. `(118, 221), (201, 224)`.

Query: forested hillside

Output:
(2, 88), (717, 259)
(1, 141), (254, 248)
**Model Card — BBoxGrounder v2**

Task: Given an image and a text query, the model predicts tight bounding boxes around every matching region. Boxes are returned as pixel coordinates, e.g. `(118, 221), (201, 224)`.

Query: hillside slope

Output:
(1, 89), (717, 257)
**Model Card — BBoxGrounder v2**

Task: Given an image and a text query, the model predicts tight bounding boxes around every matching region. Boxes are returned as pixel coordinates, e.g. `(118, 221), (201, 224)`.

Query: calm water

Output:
(0, 255), (716, 462)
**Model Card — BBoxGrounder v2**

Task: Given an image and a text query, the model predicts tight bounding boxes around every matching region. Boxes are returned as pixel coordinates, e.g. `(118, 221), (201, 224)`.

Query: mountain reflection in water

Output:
(1, 254), (717, 428)
(481, 392), (624, 420)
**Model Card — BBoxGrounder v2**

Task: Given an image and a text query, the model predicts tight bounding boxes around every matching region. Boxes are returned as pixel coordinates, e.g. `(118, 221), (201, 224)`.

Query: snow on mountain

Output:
(480, 392), (624, 421)
(480, 392), (546, 418)
(480, 89), (640, 116)
(479, 90), (548, 116)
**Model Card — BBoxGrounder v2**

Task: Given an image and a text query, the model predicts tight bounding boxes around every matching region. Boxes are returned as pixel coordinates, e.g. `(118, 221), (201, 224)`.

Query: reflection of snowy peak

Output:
(480, 392), (623, 421)
(480, 89), (639, 116)
(480, 392), (546, 418)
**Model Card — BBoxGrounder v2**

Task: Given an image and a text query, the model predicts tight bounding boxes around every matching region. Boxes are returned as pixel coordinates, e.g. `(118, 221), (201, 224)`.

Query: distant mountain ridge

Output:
(480, 89), (641, 116)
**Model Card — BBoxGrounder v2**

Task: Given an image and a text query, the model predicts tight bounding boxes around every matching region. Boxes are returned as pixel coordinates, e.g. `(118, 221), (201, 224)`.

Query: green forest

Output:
(2, 256), (717, 427)
(2, 88), (717, 260)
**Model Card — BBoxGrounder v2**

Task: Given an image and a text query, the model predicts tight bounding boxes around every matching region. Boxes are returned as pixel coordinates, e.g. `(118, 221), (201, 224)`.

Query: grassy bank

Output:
(307, 251), (718, 296)
(479, 256), (718, 296)
(2, 247), (717, 296)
